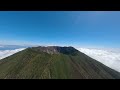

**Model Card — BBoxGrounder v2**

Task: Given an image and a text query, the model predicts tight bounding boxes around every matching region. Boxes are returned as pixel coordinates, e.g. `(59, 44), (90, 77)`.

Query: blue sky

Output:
(0, 11), (120, 48)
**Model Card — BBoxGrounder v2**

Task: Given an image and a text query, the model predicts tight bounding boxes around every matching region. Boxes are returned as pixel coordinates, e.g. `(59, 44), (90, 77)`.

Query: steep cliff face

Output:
(0, 46), (120, 79)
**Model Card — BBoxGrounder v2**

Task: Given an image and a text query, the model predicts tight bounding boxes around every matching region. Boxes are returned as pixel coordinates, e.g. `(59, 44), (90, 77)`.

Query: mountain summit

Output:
(0, 46), (120, 79)
(30, 46), (79, 55)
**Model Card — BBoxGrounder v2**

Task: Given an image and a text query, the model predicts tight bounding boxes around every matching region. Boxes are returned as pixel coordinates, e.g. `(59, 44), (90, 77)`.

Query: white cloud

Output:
(77, 48), (120, 72)
(0, 48), (25, 60)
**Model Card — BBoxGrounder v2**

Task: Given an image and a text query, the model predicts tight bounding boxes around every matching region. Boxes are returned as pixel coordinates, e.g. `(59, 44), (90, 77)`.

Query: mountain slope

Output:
(0, 46), (120, 79)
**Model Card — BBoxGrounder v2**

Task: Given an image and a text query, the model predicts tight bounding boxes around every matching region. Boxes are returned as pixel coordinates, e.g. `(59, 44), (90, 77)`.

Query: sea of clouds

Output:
(77, 48), (120, 72)
(0, 48), (25, 59)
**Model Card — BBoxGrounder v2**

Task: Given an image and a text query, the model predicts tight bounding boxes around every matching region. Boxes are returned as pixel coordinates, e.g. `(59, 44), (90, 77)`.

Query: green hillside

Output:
(0, 46), (120, 79)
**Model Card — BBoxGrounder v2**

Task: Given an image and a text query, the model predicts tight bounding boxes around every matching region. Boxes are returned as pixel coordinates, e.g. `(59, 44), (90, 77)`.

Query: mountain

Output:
(0, 46), (120, 79)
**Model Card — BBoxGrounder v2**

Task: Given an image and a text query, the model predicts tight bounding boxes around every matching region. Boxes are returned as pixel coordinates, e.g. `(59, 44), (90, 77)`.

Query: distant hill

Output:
(0, 46), (120, 79)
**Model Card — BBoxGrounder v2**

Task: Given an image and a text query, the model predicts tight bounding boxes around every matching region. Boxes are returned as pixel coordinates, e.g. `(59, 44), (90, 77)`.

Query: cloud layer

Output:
(0, 48), (25, 59)
(77, 48), (120, 72)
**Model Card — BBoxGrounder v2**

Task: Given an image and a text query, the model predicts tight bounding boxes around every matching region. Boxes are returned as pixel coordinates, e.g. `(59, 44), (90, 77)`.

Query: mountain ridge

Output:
(29, 46), (79, 55)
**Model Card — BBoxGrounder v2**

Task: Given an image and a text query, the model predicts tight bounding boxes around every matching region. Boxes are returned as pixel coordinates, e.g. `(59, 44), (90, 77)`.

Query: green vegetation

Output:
(0, 46), (120, 79)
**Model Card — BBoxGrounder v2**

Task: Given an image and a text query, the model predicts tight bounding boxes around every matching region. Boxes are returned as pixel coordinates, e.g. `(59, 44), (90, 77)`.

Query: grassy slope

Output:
(0, 48), (120, 79)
